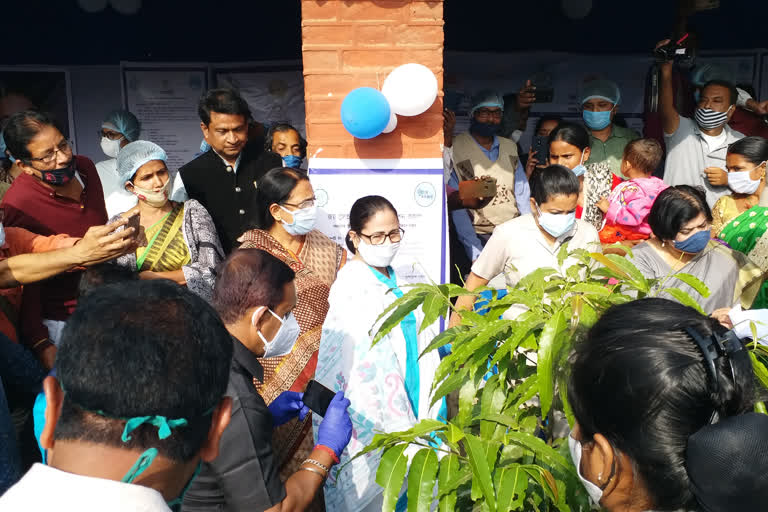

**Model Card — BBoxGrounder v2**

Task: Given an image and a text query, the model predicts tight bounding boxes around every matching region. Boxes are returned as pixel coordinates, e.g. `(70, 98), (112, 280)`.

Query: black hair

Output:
(346, 195), (398, 254)
(212, 248), (296, 325)
(3, 109), (61, 162)
(78, 263), (138, 298)
(648, 185), (712, 242)
(702, 79), (738, 106)
(252, 167), (310, 230)
(54, 280), (233, 463)
(265, 123), (307, 159)
(529, 165), (580, 205)
(568, 298), (756, 510)
(623, 138), (663, 175)
(198, 88), (251, 126)
(534, 115), (562, 134)
(548, 121), (590, 152)
(727, 136), (768, 166)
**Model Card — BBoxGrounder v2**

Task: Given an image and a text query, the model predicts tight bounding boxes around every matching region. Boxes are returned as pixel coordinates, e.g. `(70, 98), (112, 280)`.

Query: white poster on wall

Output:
(121, 62), (209, 172)
(214, 62), (306, 137)
(308, 158), (447, 287)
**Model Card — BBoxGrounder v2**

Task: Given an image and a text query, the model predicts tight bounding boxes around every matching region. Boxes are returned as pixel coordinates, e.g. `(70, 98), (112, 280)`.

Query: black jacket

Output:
(179, 142), (282, 252)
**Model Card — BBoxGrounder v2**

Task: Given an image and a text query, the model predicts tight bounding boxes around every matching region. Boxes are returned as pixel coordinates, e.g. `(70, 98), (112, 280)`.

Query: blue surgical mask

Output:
(282, 155), (303, 168)
(582, 109), (612, 131)
(279, 205), (317, 236)
(536, 204), (576, 238)
(571, 151), (587, 177)
(673, 229), (711, 253)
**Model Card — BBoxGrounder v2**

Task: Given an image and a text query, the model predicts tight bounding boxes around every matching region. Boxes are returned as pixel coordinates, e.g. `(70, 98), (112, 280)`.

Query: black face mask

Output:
(37, 160), (75, 186)
(470, 119), (501, 137)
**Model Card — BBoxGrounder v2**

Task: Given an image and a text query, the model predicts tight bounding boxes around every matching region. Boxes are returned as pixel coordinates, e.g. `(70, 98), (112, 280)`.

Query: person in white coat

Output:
(94, 110), (141, 218)
(314, 195), (446, 512)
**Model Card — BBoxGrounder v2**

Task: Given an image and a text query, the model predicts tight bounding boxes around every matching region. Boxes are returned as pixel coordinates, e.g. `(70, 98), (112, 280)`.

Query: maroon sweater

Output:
(1, 155), (107, 350)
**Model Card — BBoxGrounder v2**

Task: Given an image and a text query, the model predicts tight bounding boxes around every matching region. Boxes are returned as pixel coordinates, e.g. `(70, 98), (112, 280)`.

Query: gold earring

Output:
(597, 472), (603, 483)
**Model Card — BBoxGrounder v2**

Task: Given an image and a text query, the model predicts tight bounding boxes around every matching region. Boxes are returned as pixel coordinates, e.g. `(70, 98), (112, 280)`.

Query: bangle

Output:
(32, 338), (50, 349)
(299, 466), (326, 480)
(314, 444), (340, 465)
(303, 458), (330, 474)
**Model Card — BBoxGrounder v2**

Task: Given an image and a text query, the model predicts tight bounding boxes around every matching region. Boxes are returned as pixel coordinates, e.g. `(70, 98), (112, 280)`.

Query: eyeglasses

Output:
(282, 197), (316, 210)
(359, 228), (405, 245)
(474, 108), (503, 120)
(27, 139), (72, 165)
(99, 129), (124, 141)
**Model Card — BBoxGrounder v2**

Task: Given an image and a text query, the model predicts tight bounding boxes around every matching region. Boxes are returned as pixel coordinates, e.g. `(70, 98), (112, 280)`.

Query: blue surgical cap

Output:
(102, 110), (141, 142)
(117, 140), (167, 184)
(580, 80), (621, 106)
(470, 90), (504, 117)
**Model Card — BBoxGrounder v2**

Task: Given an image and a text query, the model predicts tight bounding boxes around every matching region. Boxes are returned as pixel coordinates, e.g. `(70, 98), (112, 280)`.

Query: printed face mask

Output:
(39, 161), (76, 186)
(695, 106), (732, 130)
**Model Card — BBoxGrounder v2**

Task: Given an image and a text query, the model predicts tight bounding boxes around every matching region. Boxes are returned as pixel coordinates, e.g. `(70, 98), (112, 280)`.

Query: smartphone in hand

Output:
(531, 135), (549, 165)
(303, 380), (336, 417)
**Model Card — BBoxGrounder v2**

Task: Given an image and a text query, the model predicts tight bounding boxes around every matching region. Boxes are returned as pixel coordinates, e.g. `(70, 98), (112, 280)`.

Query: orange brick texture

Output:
(302, 1), (444, 160)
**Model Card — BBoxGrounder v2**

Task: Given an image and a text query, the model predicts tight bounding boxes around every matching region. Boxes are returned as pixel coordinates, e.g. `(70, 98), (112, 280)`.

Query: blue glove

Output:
(268, 391), (310, 427)
(317, 391), (353, 458)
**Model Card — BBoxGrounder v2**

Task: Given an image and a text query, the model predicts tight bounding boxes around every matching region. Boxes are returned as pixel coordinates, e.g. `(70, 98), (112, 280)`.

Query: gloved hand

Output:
(268, 391), (309, 427)
(317, 391), (353, 458)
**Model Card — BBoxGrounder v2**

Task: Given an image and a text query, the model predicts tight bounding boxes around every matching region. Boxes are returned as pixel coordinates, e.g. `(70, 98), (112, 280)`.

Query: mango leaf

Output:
(750, 352), (768, 389)
(490, 315), (546, 367)
(538, 310), (567, 419)
(437, 282), (477, 298)
(480, 376), (507, 440)
(456, 375), (479, 428)
(504, 431), (573, 476)
(376, 444), (409, 512)
(430, 370), (465, 407)
(420, 293), (448, 334)
(522, 465), (559, 504)
(559, 377), (575, 429)
(557, 243), (569, 268)
(372, 293), (428, 345)
(661, 288), (706, 315)
(673, 272), (712, 298)
(464, 434), (499, 510)
(495, 463), (527, 511)
(452, 320), (515, 364)
(504, 374), (539, 413)
(589, 252), (629, 279)
(407, 449), (438, 512)
(437, 454), (462, 512)
(445, 421), (466, 445)
(569, 283), (611, 297)
(421, 325), (470, 359)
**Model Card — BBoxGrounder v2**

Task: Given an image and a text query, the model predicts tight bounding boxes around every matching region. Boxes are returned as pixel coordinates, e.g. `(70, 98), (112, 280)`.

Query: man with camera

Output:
(655, 38), (744, 206)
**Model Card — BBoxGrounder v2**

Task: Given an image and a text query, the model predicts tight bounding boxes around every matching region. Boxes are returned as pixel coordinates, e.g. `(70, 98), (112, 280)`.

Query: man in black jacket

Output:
(178, 89), (282, 252)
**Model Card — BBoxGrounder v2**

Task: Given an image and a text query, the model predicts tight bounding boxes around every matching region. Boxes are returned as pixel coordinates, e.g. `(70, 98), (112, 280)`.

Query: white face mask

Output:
(727, 162), (765, 195)
(568, 434), (612, 507)
(100, 136), (123, 159)
(357, 240), (400, 268)
(253, 307), (300, 359)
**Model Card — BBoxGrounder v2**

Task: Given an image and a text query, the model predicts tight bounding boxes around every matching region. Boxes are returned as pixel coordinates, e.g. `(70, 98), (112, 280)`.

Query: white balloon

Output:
(382, 111), (397, 133)
(382, 63), (438, 117)
(78, 0), (108, 12)
(561, 0), (592, 19)
(110, 0), (142, 15)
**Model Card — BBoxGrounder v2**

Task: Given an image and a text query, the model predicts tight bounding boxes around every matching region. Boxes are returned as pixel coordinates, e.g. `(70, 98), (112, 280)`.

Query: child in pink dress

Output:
(597, 139), (668, 244)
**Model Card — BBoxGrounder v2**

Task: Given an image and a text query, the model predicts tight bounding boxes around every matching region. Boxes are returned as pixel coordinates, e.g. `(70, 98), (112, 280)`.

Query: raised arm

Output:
(656, 39), (680, 136)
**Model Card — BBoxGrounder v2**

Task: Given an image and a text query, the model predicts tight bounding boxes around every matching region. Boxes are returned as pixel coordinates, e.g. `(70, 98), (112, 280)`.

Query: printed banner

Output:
(121, 63), (208, 171)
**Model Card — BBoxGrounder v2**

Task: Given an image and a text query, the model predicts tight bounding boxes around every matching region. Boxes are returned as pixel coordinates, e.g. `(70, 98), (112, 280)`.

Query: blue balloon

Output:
(340, 87), (391, 139)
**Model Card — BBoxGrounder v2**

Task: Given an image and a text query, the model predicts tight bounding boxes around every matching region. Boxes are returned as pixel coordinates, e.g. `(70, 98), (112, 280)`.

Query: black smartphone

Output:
(531, 135), (549, 165)
(126, 213), (140, 234)
(303, 380), (336, 417)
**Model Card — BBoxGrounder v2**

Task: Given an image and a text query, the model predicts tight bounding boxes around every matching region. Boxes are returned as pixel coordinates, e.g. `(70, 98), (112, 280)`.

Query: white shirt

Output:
(95, 158), (138, 218)
(0, 463), (172, 512)
(700, 130), (727, 154)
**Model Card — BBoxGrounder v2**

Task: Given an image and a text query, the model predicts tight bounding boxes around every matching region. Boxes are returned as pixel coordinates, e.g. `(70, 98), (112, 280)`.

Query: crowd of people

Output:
(0, 35), (767, 512)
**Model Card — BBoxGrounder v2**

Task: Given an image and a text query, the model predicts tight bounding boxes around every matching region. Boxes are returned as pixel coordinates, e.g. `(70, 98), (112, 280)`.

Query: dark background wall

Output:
(2, 0), (765, 65)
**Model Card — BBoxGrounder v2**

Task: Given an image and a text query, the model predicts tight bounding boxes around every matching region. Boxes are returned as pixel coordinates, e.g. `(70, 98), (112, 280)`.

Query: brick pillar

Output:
(301, 1), (444, 160)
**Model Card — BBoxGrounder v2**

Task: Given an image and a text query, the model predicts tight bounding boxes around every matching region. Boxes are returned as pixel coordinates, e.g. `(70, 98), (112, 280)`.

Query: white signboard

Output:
(121, 63), (208, 172)
(308, 158), (447, 287)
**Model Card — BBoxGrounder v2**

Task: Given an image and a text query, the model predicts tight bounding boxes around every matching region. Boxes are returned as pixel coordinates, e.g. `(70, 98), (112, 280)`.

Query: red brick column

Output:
(301, 1), (444, 160)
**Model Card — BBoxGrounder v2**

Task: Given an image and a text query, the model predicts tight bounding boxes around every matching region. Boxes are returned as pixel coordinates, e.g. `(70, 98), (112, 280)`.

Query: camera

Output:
(654, 34), (693, 65)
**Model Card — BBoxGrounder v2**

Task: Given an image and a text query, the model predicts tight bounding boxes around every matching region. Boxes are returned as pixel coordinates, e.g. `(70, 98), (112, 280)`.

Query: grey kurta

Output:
(631, 240), (763, 314)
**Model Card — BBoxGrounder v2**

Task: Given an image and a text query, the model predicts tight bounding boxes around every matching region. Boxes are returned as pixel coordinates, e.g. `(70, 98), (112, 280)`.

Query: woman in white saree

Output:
(313, 195), (446, 512)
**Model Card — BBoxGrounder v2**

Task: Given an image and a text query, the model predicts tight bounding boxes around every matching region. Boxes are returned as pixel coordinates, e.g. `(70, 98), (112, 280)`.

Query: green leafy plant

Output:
(349, 246), (768, 512)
